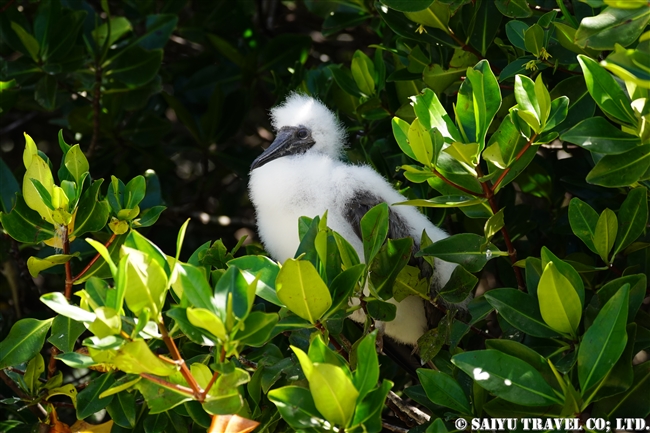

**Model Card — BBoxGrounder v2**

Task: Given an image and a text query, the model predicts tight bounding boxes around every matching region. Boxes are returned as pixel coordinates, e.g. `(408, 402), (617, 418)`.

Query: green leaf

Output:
(392, 117), (416, 161)
(579, 284), (629, 396)
(92, 17), (132, 48)
(234, 311), (278, 346)
(540, 247), (584, 306)
(369, 237), (413, 299)
(72, 180), (110, 238)
(64, 144), (89, 184)
(568, 198), (599, 254)
(524, 23), (544, 57)
(353, 331), (380, 403)
(308, 363), (359, 427)
(417, 233), (500, 273)
(417, 369), (472, 414)
(122, 246), (168, 317)
(24, 353), (44, 395)
(380, 0), (435, 13)
(107, 46), (163, 88)
(495, 0), (532, 18)
(395, 195), (486, 208)
(575, 6), (650, 50)
(366, 299), (397, 321)
(468, 0), (502, 56)
(268, 386), (328, 431)
(48, 315), (86, 353)
(35, 75), (57, 111)
(360, 203), (389, 263)
(484, 208), (504, 245)
(514, 74), (542, 133)
(276, 259), (332, 324)
(613, 187), (648, 256)
(228, 255), (282, 307)
(10, 21), (39, 61)
(351, 50), (375, 96)
(106, 391), (137, 428)
(138, 14), (178, 50)
(561, 117), (641, 154)
(349, 380), (393, 432)
(413, 88), (462, 142)
(0, 157), (19, 213)
(404, 2), (451, 32)
(484, 288), (559, 338)
(577, 55), (636, 126)
(27, 253), (76, 277)
(594, 208), (618, 263)
(113, 340), (177, 376)
(0, 318), (53, 369)
(41, 292), (96, 322)
(537, 262), (581, 337)
(553, 22), (599, 57)
(543, 96), (569, 132)
(438, 266), (477, 304)
(452, 350), (563, 406)
(505, 20), (528, 50)
(77, 373), (115, 419)
(593, 361), (650, 418)
(187, 307), (227, 341)
(586, 144), (650, 187)
(135, 371), (192, 414)
(408, 118), (435, 167)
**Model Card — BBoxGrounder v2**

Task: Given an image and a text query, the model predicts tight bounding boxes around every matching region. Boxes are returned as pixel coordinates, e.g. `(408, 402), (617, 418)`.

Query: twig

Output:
(383, 423), (409, 433)
(433, 169), (485, 198)
(158, 321), (204, 400)
(71, 234), (117, 282)
(63, 227), (73, 300)
(48, 347), (59, 379)
(202, 347), (226, 398)
(478, 168), (526, 290)
(0, 0), (16, 13)
(491, 135), (537, 193)
(386, 391), (431, 425)
(88, 65), (102, 158)
(0, 370), (47, 419)
(140, 373), (195, 396)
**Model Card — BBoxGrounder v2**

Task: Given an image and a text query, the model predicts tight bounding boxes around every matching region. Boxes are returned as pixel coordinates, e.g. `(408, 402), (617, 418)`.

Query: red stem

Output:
(158, 321), (204, 400)
(71, 233), (117, 282)
(491, 135), (537, 193)
(433, 169), (485, 198)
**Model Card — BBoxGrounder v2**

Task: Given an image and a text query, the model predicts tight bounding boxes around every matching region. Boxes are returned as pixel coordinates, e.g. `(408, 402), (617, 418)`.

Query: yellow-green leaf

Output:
(113, 340), (177, 376)
(538, 262), (582, 337)
(65, 144), (89, 184)
(187, 307), (227, 341)
(27, 254), (77, 277)
(23, 156), (55, 224)
(594, 208), (618, 264)
(276, 259), (331, 324)
(308, 363), (359, 427)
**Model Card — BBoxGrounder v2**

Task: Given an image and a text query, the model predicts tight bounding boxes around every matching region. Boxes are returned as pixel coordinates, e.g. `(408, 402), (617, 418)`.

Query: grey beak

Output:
(250, 129), (295, 171)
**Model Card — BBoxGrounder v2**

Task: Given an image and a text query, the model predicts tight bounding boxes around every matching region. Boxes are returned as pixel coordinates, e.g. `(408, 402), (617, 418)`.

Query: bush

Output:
(0, 0), (649, 431)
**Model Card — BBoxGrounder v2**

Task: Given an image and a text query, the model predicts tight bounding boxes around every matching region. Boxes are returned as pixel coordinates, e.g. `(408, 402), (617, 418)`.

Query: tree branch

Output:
(432, 169), (485, 198)
(0, 370), (48, 419)
(140, 373), (195, 396)
(158, 321), (204, 400)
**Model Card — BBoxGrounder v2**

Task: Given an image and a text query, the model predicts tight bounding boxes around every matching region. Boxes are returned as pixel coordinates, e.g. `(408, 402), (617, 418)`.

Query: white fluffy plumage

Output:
(249, 94), (457, 345)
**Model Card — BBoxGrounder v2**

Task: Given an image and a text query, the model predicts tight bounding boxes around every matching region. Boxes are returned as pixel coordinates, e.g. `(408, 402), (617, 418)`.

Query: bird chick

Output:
(249, 93), (458, 346)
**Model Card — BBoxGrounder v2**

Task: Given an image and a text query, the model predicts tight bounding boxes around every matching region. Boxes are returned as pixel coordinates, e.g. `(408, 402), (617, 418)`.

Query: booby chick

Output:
(249, 93), (457, 346)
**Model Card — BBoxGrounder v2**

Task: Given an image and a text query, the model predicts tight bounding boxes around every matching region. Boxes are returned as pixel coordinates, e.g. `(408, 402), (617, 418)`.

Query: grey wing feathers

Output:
(343, 191), (414, 244)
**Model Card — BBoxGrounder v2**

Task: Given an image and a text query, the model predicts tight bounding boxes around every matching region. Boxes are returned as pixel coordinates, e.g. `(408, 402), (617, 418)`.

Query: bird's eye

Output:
(297, 129), (308, 139)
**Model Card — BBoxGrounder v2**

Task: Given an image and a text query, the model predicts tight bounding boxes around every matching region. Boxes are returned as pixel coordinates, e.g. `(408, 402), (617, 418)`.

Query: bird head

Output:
(250, 93), (346, 171)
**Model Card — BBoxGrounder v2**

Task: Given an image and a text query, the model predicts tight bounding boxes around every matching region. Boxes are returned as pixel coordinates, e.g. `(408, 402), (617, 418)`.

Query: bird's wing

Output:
(343, 191), (415, 244)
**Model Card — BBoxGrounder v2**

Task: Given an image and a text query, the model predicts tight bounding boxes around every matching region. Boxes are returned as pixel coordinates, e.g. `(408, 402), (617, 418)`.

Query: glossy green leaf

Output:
(561, 117), (641, 154)
(568, 198), (599, 254)
(594, 208), (618, 263)
(351, 50), (375, 96)
(268, 386), (328, 431)
(438, 265), (477, 304)
(27, 253), (77, 277)
(586, 144), (650, 187)
(417, 369), (472, 414)
(485, 288), (559, 338)
(106, 391), (137, 428)
(505, 20), (528, 50)
(524, 23), (544, 57)
(48, 315), (85, 353)
(380, 0), (435, 13)
(468, 0), (502, 56)
(113, 340), (177, 376)
(122, 246), (168, 317)
(228, 255), (283, 306)
(577, 55), (636, 126)
(452, 350), (563, 406)
(308, 362), (359, 427)
(76, 373), (115, 419)
(575, 6), (650, 50)
(72, 179), (110, 237)
(107, 46), (163, 88)
(360, 203), (389, 263)
(369, 237), (413, 299)
(64, 144), (88, 184)
(353, 331), (379, 402)
(392, 117), (416, 161)
(395, 195), (486, 208)
(276, 259), (331, 324)
(578, 284), (629, 395)
(514, 74), (542, 132)
(24, 353), (44, 395)
(10, 21), (39, 61)
(495, 0), (532, 18)
(537, 262), (581, 337)
(213, 265), (255, 320)
(408, 118), (435, 166)
(0, 318), (53, 369)
(187, 307), (227, 341)
(593, 361), (650, 418)
(417, 233), (500, 273)
(413, 88), (462, 142)
(613, 187), (648, 256)
(92, 17), (132, 48)
(543, 96), (569, 132)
